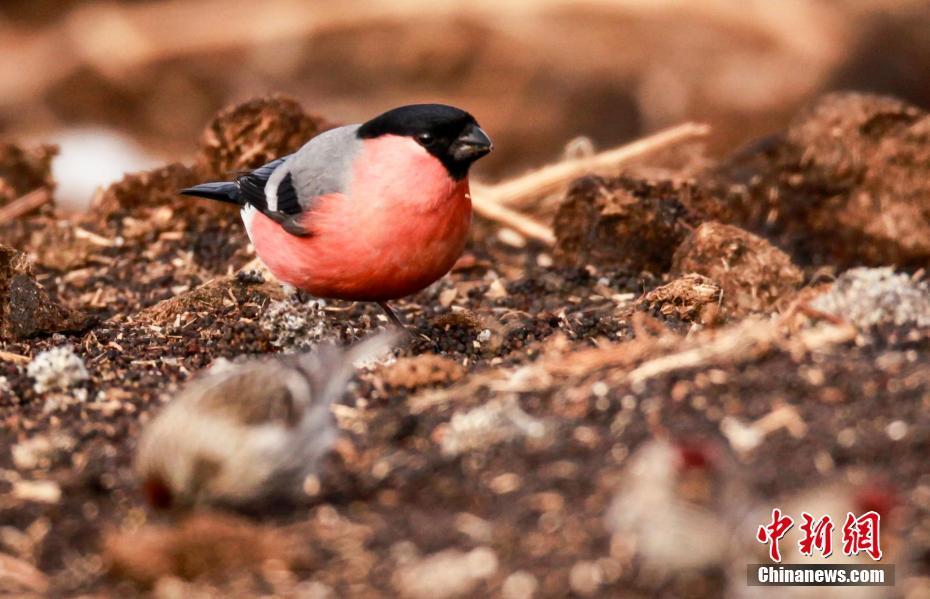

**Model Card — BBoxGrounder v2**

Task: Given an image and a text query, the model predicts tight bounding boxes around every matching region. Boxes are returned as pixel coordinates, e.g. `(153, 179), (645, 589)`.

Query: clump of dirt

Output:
(0, 244), (88, 340)
(670, 222), (803, 317)
(134, 271), (284, 327)
(705, 92), (930, 267)
(553, 176), (700, 273)
(786, 93), (920, 185)
(377, 354), (466, 390)
(639, 273), (722, 324)
(7, 276), (90, 340)
(89, 162), (221, 228)
(27, 221), (107, 272)
(197, 94), (333, 177)
(0, 142), (57, 206)
(104, 511), (315, 587)
(0, 243), (31, 284)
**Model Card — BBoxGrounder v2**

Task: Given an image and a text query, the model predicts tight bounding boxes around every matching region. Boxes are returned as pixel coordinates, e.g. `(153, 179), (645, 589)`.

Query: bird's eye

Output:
(417, 132), (434, 145)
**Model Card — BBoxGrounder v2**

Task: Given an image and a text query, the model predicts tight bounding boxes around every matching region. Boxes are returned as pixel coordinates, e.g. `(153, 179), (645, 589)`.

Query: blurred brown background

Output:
(1, 0), (929, 194)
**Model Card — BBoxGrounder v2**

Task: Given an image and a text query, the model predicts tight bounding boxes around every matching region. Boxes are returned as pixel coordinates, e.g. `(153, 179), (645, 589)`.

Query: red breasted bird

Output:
(181, 104), (493, 326)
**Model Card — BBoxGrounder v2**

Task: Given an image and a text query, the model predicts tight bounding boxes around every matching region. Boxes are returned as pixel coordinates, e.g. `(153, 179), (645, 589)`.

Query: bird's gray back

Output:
(287, 124), (363, 208)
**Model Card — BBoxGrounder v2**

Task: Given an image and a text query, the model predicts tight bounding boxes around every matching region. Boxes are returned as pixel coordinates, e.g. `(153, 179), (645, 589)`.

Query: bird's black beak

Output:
(451, 124), (493, 162)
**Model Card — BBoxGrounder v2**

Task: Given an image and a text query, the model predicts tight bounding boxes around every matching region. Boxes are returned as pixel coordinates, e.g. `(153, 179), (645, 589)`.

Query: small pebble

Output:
(502, 571), (538, 599)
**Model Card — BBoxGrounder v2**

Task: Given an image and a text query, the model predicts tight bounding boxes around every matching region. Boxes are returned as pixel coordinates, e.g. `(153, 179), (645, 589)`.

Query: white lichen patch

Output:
(441, 397), (548, 456)
(812, 267), (930, 329)
(26, 346), (89, 394)
(259, 298), (329, 349)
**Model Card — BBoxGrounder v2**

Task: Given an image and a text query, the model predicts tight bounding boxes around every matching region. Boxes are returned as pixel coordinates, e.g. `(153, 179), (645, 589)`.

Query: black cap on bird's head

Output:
(357, 104), (493, 179)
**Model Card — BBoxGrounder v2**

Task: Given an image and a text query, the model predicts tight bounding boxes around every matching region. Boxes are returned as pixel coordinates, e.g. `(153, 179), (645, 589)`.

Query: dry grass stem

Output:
(0, 189), (51, 223)
(479, 122), (710, 208)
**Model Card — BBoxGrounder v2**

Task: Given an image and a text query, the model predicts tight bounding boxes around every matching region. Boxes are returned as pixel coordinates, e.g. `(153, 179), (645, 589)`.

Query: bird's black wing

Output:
(235, 157), (300, 214)
(234, 125), (362, 237)
(235, 156), (310, 236)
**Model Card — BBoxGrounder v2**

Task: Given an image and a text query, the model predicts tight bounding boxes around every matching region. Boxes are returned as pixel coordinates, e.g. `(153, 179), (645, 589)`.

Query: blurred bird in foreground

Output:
(181, 104), (493, 327)
(135, 333), (396, 510)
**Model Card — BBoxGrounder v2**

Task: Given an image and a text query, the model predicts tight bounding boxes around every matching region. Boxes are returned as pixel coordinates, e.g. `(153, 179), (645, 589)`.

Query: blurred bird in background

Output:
(181, 104), (493, 327)
(606, 438), (752, 595)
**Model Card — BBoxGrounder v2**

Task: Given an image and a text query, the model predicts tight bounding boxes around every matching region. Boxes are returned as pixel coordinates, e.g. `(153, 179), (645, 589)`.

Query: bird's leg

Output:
(376, 301), (405, 328)
(377, 302), (431, 343)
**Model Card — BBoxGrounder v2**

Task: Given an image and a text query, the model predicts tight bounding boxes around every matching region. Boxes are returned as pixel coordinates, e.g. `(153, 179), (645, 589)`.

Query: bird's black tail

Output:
(179, 182), (241, 205)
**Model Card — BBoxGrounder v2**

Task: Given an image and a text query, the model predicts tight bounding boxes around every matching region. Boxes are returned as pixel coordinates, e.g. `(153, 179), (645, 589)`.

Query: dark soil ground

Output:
(1, 93), (929, 598)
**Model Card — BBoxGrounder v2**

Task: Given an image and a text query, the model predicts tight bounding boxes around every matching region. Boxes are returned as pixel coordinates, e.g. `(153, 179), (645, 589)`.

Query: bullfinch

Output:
(181, 104), (493, 326)
(135, 332), (396, 510)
